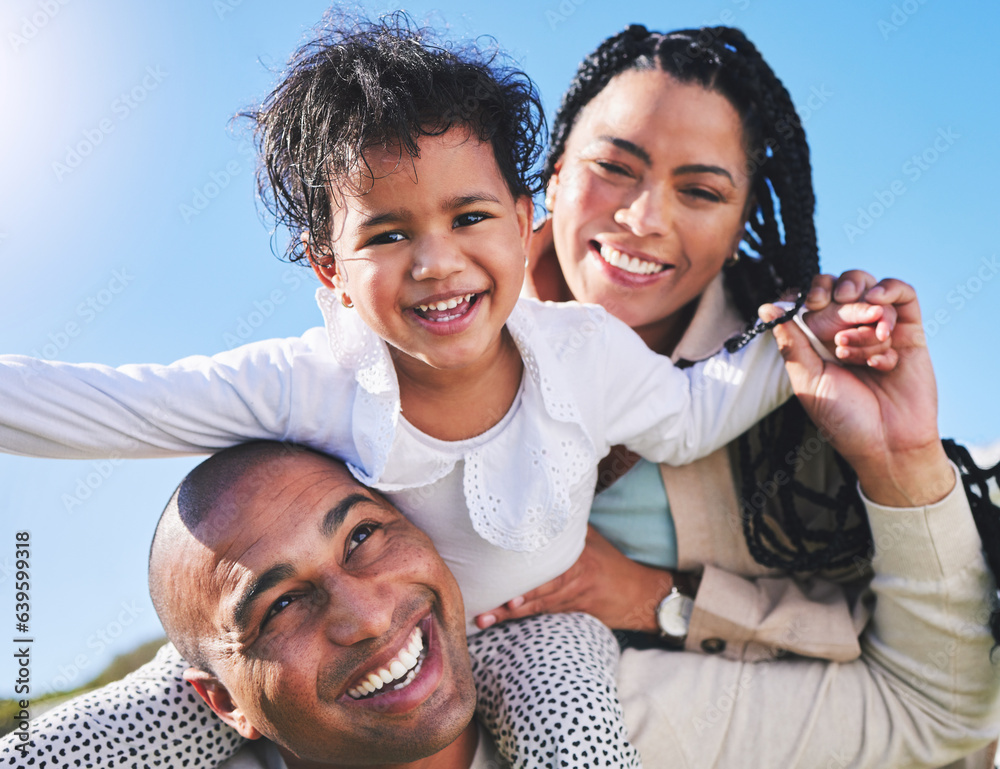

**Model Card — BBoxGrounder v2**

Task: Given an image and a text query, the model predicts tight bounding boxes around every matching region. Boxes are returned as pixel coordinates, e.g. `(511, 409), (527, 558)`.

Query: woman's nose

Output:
(614, 186), (667, 238)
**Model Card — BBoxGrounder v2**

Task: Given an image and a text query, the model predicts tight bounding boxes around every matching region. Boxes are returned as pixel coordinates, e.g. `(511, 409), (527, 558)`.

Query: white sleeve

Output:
(599, 313), (792, 466)
(618, 465), (1000, 768)
(0, 330), (354, 459)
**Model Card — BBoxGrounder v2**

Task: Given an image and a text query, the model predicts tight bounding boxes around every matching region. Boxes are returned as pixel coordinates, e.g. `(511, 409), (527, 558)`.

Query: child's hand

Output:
(796, 269), (899, 371)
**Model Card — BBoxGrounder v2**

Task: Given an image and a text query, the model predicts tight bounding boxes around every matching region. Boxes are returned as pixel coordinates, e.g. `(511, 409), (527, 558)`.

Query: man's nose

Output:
(322, 575), (394, 647)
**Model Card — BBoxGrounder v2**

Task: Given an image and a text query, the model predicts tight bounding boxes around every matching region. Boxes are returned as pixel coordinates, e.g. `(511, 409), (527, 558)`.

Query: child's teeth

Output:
(416, 293), (474, 313)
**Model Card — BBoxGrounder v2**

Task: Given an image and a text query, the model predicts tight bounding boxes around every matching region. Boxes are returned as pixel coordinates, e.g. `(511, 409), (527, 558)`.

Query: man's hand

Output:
(765, 275), (954, 507)
(475, 525), (684, 632)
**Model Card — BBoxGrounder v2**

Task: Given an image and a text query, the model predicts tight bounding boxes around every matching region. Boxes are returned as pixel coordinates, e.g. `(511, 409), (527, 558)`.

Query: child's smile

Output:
(316, 129), (532, 378)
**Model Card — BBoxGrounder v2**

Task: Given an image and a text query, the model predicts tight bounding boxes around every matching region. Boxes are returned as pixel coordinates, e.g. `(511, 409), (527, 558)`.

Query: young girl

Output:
(0, 14), (892, 769)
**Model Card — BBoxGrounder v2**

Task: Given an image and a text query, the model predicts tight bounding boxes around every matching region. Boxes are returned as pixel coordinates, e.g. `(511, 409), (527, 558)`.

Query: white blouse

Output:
(0, 289), (792, 627)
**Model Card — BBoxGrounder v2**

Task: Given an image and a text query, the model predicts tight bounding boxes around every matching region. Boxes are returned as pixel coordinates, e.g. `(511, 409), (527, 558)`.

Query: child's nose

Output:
(410, 235), (465, 280)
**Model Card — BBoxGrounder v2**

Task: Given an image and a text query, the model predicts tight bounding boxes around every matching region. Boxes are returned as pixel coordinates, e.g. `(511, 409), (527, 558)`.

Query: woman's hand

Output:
(766, 275), (954, 507)
(475, 525), (686, 632)
(800, 269), (899, 370)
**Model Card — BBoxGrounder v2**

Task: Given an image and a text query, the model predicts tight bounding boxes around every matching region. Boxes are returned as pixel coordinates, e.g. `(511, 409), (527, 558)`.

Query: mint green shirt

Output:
(588, 458), (677, 569)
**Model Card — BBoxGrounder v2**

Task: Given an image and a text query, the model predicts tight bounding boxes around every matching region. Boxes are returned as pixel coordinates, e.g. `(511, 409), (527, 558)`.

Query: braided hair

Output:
(549, 25), (1000, 643)
(546, 24), (871, 572)
(545, 25), (814, 343)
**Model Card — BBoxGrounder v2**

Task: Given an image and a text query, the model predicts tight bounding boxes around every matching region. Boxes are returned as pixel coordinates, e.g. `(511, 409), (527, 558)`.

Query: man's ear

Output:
(302, 231), (344, 295)
(183, 668), (263, 740)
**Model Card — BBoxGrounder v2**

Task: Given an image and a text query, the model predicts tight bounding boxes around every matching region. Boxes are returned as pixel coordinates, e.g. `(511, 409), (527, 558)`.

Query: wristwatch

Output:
(656, 586), (694, 646)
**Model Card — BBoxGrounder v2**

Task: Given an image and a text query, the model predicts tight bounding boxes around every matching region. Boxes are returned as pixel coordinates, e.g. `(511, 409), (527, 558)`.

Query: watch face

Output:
(657, 592), (694, 639)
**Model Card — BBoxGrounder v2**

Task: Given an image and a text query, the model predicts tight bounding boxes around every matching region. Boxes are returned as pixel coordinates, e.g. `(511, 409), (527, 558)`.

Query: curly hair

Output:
(245, 10), (545, 264)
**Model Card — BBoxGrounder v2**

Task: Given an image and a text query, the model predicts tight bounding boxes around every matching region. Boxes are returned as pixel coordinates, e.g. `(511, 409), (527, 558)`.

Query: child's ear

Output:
(303, 231), (343, 293)
(183, 668), (263, 741)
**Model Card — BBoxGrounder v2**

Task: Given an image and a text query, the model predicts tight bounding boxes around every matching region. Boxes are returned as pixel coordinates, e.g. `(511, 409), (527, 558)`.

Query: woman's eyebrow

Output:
(673, 164), (735, 183)
(598, 135), (652, 166)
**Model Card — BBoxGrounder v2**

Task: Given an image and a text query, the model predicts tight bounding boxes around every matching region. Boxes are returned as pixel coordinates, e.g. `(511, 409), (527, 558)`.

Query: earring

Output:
(725, 250), (741, 267)
(340, 293), (354, 309)
(545, 189), (555, 211)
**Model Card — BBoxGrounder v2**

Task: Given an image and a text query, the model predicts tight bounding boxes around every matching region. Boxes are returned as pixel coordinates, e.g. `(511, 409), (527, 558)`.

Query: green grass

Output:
(0, 637), (166, 738)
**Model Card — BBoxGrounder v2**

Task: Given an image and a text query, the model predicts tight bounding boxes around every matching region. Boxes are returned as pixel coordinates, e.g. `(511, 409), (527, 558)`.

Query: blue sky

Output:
(1, 0), (998, 695)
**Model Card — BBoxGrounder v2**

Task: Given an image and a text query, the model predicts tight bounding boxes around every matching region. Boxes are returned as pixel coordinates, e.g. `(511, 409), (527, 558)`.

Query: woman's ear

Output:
(544, 159), (563, 213)
(515, 195), (534, 256)
(183, 668), (263, 741)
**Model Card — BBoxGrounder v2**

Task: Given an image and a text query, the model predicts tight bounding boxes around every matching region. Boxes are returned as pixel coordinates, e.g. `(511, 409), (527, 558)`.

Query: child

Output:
(0, 13), (892, 769)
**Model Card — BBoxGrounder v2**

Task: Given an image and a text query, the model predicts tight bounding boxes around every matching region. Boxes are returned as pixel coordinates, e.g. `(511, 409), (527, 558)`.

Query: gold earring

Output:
(545, 190), (555, 211)
(340, 293), (354, 309)
(725, 250), (741, 267)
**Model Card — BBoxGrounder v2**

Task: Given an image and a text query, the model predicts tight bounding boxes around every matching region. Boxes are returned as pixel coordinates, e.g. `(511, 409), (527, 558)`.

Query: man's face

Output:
(189, 452), (475, 765)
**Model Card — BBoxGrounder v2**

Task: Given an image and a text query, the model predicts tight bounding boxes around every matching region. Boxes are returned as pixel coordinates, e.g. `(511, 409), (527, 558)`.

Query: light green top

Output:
(588, 458), (677, 569)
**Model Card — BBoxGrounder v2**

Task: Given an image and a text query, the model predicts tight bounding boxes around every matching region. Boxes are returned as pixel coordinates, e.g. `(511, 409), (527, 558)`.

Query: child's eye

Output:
(454, 211), (490, 228)
(347, 522), (380, 557)
(366, 231), (406, 246)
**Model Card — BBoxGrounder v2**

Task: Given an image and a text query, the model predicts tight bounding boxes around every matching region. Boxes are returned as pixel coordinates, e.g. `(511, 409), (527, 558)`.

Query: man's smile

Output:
(347, 624), (426, 700)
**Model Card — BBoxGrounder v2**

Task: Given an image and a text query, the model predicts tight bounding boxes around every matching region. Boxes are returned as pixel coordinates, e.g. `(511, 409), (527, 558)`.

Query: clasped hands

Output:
(476, 270), (952, 631)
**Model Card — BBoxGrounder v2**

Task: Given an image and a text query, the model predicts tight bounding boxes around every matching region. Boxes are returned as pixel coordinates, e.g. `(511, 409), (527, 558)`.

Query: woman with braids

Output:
(2, 17), (997, 769)
(475, 23), (880, 661)
(477, 23), (1000, 765)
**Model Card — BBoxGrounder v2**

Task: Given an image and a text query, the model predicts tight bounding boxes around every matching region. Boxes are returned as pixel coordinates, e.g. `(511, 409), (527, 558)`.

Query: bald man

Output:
(147, 441), (488, 768)
(4, 281), (999, 767)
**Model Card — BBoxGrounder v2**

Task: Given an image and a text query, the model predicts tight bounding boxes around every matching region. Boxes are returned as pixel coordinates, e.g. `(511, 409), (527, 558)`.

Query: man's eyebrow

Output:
(598, 136), (652, 166)
(673, 164), (735, 184)
(321, 492), (375, 538)
(232, 563), (295, 634)
(230, 494), (376, 633)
